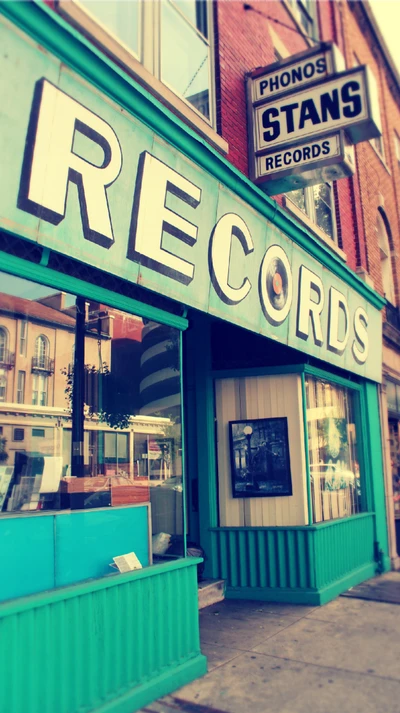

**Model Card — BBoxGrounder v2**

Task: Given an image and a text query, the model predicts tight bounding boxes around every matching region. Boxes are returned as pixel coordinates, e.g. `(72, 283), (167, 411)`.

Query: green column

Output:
(184, 314), (218, 578)
(363, 381), (390, 570)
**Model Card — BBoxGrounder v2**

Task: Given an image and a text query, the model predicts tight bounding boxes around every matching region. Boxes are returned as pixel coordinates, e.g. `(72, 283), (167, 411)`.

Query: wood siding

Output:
(215, 374), (308, 526)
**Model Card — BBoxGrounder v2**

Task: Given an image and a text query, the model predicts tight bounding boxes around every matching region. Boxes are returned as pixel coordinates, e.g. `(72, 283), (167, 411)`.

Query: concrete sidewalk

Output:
(141, 578), (400, 713)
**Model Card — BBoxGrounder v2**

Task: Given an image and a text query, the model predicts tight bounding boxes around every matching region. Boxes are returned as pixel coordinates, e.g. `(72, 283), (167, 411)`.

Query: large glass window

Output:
(377, 209), (396, 305)
(287, 182), (337, 242)
(0, 327), (6, 363)
(17, 371), (25, 404)
(67, 0), (213, 123)
(306, 376), (362, 523)
(0, 270), (184, 573)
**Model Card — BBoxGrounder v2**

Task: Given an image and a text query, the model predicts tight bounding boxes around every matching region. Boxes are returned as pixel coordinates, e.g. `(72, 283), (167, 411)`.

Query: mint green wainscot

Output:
(0, 558), (206, 713)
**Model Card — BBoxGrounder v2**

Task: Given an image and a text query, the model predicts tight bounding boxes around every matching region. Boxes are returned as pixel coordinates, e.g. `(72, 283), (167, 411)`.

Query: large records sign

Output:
(247, 43), (382, 194)
(0, 18), (383, 382)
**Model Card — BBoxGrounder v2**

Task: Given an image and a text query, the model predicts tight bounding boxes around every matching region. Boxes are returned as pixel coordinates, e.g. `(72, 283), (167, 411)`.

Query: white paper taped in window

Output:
(111, 552), (142, 573)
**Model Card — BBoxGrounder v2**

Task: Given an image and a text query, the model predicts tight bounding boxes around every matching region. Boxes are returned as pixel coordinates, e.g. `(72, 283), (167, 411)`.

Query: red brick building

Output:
(214, 0), (400, 568)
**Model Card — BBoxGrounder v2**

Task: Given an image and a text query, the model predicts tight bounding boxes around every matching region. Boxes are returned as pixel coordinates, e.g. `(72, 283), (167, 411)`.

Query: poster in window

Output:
(229, 417), (292, 498)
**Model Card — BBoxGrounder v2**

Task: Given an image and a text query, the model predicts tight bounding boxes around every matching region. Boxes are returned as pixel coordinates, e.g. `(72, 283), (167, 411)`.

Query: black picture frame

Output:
(229, 417), (292, 498)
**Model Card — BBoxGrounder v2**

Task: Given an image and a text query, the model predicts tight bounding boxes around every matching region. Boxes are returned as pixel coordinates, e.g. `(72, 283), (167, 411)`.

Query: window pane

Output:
(161, 0), (210, 119)
(387, 380), (398, 412)
(287, 188), (306, 213)
(306, 376), (361, 523)
(79, 0), (139, 56)
(171, 0), (208, 37)
(313, 183), (334, 238)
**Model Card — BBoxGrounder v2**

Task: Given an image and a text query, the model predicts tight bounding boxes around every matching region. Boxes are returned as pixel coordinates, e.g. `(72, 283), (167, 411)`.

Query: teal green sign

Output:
(0, 17), (382, 382)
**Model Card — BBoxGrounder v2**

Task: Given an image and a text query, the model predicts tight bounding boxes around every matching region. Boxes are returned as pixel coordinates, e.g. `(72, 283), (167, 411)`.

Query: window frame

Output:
(32, 372), (48, 407)
(17, 370), (25, 405)
(57, 0), (223, 152)
(0, 327), (7, 363)
(394, 132), (400, 166)
(0, 367), (6, 403)
(303, 366), (367, 523)
(282, 0), (319, 44)
(377, 208), (396, 305)
(284, 181), (339, 248)
(19, 320), (28, 357)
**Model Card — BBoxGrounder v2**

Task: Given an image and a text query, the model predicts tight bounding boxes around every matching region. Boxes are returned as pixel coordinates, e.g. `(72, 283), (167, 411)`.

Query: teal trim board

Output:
(0, 6), (383, 381)
(0, 558), (206, 713)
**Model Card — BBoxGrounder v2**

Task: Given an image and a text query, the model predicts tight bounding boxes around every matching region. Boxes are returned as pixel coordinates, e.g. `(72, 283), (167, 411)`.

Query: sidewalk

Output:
(140, 573), (400, 713)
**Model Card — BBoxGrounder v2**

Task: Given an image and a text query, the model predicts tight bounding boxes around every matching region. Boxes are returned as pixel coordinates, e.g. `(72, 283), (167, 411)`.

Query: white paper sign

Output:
(112, 552), (142, 573)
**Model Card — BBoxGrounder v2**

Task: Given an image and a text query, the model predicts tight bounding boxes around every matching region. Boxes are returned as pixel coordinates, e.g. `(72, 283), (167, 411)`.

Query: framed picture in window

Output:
(229, 417), (292, 498)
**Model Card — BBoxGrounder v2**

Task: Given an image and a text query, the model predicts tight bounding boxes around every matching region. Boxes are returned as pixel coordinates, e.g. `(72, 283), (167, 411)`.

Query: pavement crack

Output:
(247, 650), (400, 683)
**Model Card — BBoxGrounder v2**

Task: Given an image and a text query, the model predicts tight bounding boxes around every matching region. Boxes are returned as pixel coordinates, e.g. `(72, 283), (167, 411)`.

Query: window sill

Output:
(57, 0), (228, 156)
(282, 196), (347, 262)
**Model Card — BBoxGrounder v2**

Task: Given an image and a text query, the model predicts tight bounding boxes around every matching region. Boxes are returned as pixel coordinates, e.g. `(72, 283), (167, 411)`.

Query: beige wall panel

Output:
(216, 378), (243, 527)
(216, 374), (308, 527)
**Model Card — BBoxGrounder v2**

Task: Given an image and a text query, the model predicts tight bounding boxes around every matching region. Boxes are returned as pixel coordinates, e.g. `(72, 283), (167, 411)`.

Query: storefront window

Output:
(0, 270), (184, 582)
(305, 376), (361, 523)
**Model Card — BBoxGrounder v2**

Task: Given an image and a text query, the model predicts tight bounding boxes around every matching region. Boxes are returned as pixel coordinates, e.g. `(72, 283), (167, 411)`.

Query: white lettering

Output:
(297, 266), (325, 345)
(352, 306), (369, 364)
(127, 152), (201, 285)
(22, 79), (122, 248)
(209, 214), (253, 305)
(328, 287), (349, 355)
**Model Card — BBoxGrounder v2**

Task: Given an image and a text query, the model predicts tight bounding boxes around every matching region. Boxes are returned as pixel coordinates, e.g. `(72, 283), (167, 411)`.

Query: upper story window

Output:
(62, 0), (213, 125)
(394, 133), (400, 166)
(285, 0), (319, 41)
(0, 328), (6, 363)
(377, 208), (396, 304)
(19, 320), (27, 357)
(286, 182), (337, 244)
(34, 335), (50, 369)
(372, 134), (384, 158)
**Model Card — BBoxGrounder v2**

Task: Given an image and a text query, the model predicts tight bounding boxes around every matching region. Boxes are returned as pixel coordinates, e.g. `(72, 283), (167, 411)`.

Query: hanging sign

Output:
(247, 46), (381, 194)
(254, 130), (354, 195)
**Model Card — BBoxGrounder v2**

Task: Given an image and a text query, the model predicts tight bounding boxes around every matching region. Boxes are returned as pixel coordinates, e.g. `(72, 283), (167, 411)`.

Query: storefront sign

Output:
(253, 66), (381, 153)
(0, 19), (382, 382)
(247, 45), (381, 193)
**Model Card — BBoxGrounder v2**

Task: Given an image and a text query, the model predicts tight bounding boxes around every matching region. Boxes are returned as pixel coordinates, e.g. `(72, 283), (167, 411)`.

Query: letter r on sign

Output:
(18, 79), (122, 248)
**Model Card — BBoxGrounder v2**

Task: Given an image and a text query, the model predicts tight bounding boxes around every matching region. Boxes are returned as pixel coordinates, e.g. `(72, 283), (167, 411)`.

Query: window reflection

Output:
(313, 183), (334, 239)
(161, 0), (210, 119)
(306, 376), (361, 523)
(79, 0), (140, 56)
(0, 272), (184, 556)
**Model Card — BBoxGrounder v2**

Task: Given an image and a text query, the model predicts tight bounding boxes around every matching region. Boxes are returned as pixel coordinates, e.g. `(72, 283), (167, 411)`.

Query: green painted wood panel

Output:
(0, 559), (206, 713)
(211, 513), (377, 604)
(362, 381), (390, 566)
